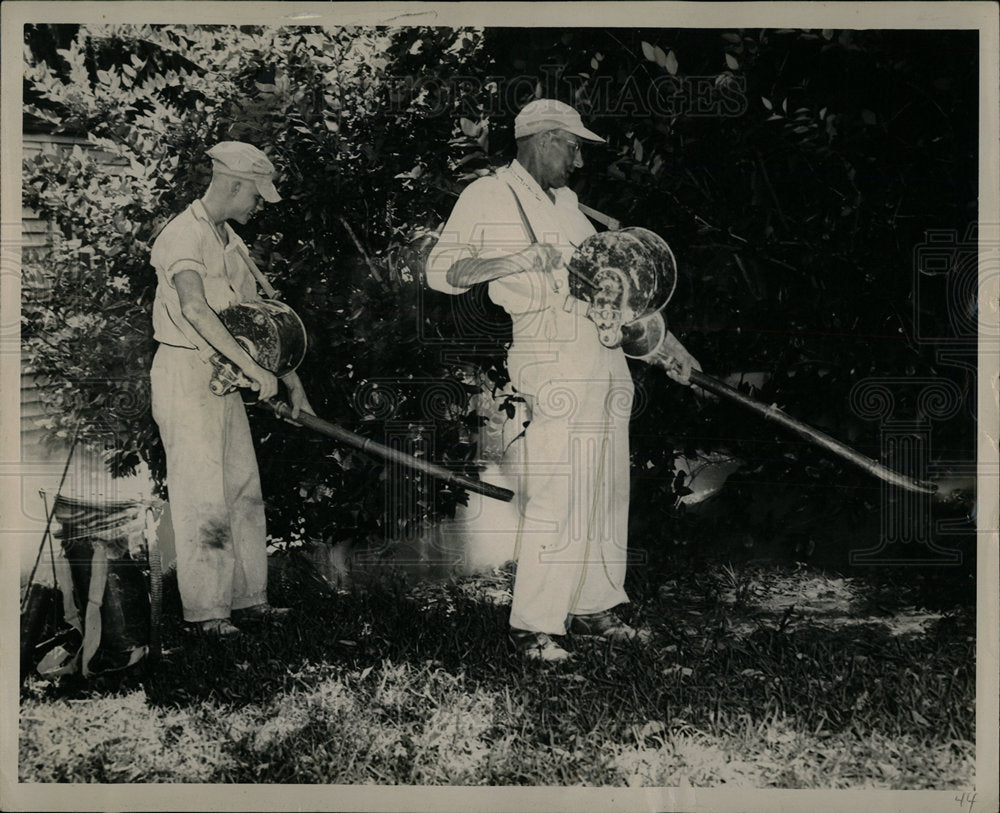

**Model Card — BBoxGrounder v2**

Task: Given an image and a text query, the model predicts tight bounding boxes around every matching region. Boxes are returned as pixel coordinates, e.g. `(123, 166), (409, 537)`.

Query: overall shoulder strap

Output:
(577, 202), (621, 231)
(499, 176), (538, 245)
(233, 241), (279, 299)
(497, 167), (620, 239)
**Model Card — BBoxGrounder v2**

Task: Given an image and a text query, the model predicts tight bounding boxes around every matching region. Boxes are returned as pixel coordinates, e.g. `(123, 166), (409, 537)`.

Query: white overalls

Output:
(427, 161), (634, 635)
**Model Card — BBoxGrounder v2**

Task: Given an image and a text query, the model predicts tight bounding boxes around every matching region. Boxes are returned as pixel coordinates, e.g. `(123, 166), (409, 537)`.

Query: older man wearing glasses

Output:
(427, 100), (698, 662)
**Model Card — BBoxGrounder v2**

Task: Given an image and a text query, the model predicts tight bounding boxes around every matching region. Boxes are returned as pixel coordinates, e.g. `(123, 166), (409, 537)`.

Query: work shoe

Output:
(232, 604), (292, 623)
(509, 629), (574, 663)
(569, 610), (651, 643)
(195, 618), (242, 638)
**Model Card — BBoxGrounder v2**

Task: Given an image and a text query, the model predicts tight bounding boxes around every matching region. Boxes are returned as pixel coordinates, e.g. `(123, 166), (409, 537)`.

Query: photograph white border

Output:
(2, 3), (997, 812)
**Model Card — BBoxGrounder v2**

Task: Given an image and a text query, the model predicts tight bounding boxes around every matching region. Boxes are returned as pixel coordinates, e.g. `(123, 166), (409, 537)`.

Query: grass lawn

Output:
(19, 553), (975, 788)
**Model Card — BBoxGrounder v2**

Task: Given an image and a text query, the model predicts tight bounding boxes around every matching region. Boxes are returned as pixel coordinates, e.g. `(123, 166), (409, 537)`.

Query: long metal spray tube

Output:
(257, 400), (514, 503)
(653, 359), (938, 495)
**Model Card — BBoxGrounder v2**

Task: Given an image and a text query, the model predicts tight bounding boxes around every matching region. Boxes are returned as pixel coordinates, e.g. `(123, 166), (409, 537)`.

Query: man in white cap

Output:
(150, 141), (313, 637)
(427, 100), (699, 662)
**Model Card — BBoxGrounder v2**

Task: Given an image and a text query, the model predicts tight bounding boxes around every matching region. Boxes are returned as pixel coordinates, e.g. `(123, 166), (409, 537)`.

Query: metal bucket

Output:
(209, 299), (308, 396)
(568, 227), (677, 348)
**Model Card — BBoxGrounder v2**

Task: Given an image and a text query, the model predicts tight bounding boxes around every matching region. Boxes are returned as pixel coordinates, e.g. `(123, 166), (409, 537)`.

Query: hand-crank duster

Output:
(206, 298), (514, 503)
(211, 226), (935, 502)
(565, 226), (937, 495)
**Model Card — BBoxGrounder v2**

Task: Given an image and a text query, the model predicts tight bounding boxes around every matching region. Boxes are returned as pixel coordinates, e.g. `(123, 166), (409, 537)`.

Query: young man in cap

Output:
(427, 100), (699, 662)
(150, 141), (313, 637)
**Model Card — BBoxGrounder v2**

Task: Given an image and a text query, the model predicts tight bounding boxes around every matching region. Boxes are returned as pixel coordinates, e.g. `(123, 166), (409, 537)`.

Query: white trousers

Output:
(150, 345), (268, 622)
(505, 373), (633, 634)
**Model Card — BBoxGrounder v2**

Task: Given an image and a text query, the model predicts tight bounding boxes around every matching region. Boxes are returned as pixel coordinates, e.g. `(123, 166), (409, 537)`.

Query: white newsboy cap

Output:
(207, 141), (281, 203)
(514, 98), (605, 142)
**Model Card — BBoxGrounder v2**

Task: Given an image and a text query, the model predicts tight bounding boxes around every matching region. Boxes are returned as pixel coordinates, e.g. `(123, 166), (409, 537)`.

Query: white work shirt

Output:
(150, 199), (258, 348)
(427, 160), (628, 395)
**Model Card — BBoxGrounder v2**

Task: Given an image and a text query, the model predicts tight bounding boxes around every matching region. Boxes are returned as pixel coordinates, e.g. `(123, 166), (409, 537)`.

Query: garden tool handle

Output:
(259, 400), (515, 503)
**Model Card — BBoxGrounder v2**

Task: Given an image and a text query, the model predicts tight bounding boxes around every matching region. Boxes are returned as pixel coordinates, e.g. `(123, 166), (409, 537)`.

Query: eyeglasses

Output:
(550, 135), (581, 155)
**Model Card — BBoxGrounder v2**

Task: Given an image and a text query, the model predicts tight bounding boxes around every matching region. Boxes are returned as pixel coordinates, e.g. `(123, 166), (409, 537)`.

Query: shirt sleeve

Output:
(487, 185), (593, 316)
(426, 174), (595, 316)
(426, 176), (532, 295)
(150, 216), (208, 287)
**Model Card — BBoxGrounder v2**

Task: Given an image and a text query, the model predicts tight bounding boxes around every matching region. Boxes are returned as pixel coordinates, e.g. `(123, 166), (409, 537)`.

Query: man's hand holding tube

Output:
(240, 363), (280, 401)
(280, 370), (315, 421)
(567, 294), (703, 388)
(655, 330), (701, 386)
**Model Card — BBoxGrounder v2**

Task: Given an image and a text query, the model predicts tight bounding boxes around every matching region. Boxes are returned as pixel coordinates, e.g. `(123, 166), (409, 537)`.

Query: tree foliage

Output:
(22, 24), (977, 559)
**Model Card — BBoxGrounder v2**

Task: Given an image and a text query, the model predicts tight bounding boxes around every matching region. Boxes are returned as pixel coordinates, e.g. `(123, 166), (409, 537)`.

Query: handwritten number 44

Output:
(954, 792), (976, 812)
